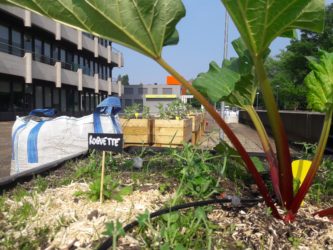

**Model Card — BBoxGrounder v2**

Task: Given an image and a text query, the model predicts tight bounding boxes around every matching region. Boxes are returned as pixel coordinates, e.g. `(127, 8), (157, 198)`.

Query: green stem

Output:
(245, 106), (281, 203)
(254, 56), (293, 209)
(289, 107), (333, 216)
(156, 57), (281, 219)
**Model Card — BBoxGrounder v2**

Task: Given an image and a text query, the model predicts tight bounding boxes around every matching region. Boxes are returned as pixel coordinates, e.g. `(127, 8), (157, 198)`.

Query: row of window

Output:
(124, 87), (174, 95)
(0, 23), (113, 80)
(0, 79), (109, 114)
(83, 32), (112, 48)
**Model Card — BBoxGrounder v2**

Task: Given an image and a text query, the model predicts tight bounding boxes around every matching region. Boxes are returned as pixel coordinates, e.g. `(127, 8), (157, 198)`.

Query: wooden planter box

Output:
(119, 118), (152, 146)
(189, 114), (202, 144)
(153, 118), (192, 147)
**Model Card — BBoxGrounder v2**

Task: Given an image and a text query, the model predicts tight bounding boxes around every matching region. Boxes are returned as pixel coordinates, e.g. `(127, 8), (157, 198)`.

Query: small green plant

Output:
(12, 186), (29, 202)
(136, 207), (215, 249)
(158, 100), (189, 120)
(76, 175), (133, 202)
(103, 220), (125, 250)
(124, 103), (142, 119)
(34, 175), (49, 193)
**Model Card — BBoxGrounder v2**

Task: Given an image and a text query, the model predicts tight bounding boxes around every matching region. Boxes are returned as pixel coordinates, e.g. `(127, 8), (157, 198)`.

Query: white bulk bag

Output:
(11, 97), (122, 175)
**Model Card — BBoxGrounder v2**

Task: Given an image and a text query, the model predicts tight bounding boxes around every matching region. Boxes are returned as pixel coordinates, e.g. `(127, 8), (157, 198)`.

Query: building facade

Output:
(0, 5), (123, 121)
(122, 84), (181, 113)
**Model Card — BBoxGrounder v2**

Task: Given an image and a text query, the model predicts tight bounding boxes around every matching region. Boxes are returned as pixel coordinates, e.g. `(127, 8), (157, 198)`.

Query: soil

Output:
(0, 152), (332, 249)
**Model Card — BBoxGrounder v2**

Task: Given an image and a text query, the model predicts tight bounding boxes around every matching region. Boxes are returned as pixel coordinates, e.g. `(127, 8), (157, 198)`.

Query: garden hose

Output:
(97, 197), (263, 250)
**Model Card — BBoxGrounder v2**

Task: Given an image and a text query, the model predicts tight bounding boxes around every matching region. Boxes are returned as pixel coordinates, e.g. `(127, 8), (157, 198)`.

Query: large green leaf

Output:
(305, 50), (333, 112)
(193, 38), (257, 107)
(221, 0), (325, 56)
(2, 0), (185, 58)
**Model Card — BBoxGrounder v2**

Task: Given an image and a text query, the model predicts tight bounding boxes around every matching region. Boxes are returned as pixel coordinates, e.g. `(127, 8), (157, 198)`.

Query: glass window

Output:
(24, 34), (32, 52)
(153, 88), (158, 94)
(90, 93), (95, 111)
(25, 84), (33, 111)
(138, 88), (147, 95)
(125, 99), (132, 106)
(84, 92), (89, 111)
(90, 60), (94, 76)
(53, 88), (60, 111)
(94, 62), (98, 75)
(95, 93), (100, 106)
(12, 82), (24, 111)
(67, 88), (74, 112)
(162, 88), (172, 95)
(74, 91), (79, 112)
(34, 38), (42, 61)
(73, 53), (78, 68)
(60, 49), (66, 62)
(11, 29), (22, 56)
(0, 80), (10, 111)
(0, 24), (9, 53)
(35, 85), (43, 109)
(61, 88), (66, 112)
(124, 87), (133, 95)
(44, 86), (51, 108)
(53, 45), (59, 60)
(44, 42), (51, 64)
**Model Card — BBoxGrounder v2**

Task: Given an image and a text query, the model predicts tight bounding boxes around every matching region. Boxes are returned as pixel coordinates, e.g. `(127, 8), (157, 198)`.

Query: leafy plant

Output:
(6, 0), (332, 221)
(158, 100), (190, 120)
(124, 103), (142, 119)
(136, 207), (215, 249)
(76, 175), (133, 202)
(103, 220), (125, 250)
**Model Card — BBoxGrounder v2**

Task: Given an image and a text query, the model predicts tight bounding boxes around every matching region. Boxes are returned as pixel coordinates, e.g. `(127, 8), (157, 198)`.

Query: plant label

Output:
(88, 133), (123, 153)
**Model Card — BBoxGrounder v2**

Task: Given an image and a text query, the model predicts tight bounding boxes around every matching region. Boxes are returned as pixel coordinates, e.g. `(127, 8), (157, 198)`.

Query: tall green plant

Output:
(5, 0), (332, 221)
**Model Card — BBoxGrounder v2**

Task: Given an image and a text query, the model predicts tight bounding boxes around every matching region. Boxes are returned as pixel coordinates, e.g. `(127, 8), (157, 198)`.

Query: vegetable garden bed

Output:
(0, 146), (332, 249)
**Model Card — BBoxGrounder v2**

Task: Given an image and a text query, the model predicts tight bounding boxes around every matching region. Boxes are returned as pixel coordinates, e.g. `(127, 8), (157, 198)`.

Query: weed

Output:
(34, 175), (48, 193)
(103, 220), (125, 250)
(12, 186), (29, 202)
(76, 175), (133, 202)
(10, 201), (37, 229)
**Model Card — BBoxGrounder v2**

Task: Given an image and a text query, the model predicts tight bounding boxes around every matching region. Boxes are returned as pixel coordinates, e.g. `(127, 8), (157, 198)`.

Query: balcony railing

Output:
(0, 41), (112, 80)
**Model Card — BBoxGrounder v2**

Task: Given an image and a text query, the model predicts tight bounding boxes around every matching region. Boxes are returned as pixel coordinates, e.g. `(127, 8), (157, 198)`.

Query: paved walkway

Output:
(0, 122), (13, 178)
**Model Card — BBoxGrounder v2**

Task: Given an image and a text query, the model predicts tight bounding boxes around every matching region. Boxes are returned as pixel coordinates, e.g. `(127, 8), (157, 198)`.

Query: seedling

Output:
(5, 0), (332, 221)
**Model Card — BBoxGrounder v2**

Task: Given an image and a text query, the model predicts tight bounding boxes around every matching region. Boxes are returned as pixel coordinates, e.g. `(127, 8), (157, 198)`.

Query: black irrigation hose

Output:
(97, 197), (263, 250)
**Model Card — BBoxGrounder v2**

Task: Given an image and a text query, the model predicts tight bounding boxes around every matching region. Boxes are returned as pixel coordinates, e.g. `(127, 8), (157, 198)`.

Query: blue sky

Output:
(113, 0), (333, 85)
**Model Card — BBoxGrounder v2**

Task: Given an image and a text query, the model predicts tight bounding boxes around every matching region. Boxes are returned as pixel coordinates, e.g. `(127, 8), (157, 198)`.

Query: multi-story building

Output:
(122, 84), (181, 113)
(0, 5), (123, 121)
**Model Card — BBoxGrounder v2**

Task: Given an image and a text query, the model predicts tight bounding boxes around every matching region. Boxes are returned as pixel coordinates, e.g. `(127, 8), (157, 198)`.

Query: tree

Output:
(117, 74), (130, 85)
(266, 3), (333, 110)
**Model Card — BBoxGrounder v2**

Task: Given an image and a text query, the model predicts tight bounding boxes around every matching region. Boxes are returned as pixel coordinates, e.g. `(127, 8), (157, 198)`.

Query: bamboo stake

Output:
(100, 151), (106, 203)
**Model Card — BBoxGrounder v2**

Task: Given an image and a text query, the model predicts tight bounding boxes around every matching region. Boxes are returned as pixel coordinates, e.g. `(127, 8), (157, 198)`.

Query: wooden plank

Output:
(119, 118), (151, 145)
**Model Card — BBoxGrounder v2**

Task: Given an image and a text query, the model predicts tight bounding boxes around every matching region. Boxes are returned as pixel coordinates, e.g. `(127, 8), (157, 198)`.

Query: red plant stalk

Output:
(313, 207), (333, 219)
(254, 56), (293, 209)
(157, 57), (281, 219)
(245, 106), (282, 204)
(288, 108), (333, 217)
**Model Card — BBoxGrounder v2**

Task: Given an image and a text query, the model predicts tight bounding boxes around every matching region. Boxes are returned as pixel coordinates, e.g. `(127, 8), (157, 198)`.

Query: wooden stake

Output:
(100, 151), (106, 203)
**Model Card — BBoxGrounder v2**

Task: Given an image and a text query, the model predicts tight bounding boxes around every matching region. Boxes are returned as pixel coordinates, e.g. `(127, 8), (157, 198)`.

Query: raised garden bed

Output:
(152, 118), (192, 147)
(119, 118), (152, 146)
(189, 113), (202, 144)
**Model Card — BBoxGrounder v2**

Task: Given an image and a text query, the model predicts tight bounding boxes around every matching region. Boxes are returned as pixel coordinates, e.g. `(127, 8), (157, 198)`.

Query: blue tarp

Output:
(29, 109), (57, 117)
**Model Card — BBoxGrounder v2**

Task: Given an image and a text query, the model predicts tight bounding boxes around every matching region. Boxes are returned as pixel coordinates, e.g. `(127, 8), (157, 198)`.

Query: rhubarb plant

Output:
(3, 0), (332, 221)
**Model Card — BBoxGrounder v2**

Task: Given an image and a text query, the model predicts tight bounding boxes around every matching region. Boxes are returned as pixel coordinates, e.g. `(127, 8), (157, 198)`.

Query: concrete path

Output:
(0, 122), (13, 178)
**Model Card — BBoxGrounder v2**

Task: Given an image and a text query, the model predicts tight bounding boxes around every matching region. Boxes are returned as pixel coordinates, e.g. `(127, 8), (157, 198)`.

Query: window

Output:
(61, 88), (66, 112)
(53, 45), (59, 60)
(90, 93), (95, 111)
(11, 29), (22, 56)
(60, 49), (66, 63)
(138, 88), (147, 95)
(12, 82), (24, 111)
(34, 38), (42, 61)
(90, 60), (94, 76)
(24, 34), (32, 52)
(44, 86), (52, 107)
(74, 91), (79, 112)
(162, 88), (172, 95)
(66, 88), (74, 112)
(0, 24), (9, 53)
(125, 99), (132, 106)
(0, 80), (10, 111)
(124, 87), (133, 95)
(25, 84), (33, 111)
(44, 42), (51, 64)
(35, 85), (43, 108)
(152, 88), (158, 94)
(53, 88), (60, 111)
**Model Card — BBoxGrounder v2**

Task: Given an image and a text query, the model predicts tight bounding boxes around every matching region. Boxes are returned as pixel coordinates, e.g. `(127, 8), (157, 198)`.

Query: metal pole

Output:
(220, 10), (229, 140)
